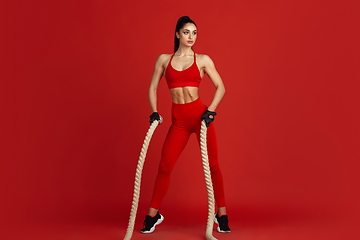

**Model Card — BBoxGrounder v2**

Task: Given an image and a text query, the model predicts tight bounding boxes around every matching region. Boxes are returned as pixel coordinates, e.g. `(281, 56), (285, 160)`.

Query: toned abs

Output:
(169, 86), (198, 104)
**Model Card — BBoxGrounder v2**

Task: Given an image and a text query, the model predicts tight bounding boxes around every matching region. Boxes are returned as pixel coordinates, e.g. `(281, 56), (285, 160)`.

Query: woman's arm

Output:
(202, 54), (226, 111)
(148, 54), (167, 113)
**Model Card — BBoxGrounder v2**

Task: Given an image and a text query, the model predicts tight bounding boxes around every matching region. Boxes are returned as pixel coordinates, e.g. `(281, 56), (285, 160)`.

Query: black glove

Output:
(149, 112), (161, 124)
(201, 110), (217, 127)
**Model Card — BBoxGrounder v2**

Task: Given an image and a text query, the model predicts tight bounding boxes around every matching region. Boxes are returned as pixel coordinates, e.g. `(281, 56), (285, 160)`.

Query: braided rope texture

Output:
(123, 120), (217, 240)
(123, 120), (159, 240)
(200, 120), (218, 240)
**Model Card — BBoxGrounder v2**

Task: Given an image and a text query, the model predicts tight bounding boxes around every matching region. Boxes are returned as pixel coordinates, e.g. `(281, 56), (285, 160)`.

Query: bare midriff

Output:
(169, 86), (199, 104)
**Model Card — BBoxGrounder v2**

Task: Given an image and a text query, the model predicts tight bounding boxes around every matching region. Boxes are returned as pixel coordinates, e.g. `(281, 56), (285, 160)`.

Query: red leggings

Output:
(150, 98), (226, 209)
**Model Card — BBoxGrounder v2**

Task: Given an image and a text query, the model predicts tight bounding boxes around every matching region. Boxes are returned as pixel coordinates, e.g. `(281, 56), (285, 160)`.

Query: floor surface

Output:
(1, 213), (357, 240)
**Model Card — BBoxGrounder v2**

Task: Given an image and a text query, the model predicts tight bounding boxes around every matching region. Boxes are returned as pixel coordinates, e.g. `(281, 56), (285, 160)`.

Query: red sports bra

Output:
(165, 52), (201, 89)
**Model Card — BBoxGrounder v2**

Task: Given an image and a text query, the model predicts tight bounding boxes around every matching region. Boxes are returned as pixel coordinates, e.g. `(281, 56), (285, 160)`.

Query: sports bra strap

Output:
(169, 52), (196, 68)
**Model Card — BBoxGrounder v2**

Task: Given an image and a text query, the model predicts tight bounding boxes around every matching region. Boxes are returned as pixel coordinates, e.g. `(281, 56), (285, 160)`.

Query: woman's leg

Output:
(149, 125), (191, 214)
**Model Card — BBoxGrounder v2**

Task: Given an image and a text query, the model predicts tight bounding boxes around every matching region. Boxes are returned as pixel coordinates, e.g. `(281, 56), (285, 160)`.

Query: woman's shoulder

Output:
(157, 53), (173, 59)
(155, 53), (173, 63)
(196, 53), (214, 66)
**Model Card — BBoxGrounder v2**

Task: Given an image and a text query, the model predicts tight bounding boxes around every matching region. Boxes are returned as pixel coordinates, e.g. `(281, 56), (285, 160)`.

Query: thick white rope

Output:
(200, 120), (218, 240)
(123, 119), (217, 240)
(123, 118), (161, 240)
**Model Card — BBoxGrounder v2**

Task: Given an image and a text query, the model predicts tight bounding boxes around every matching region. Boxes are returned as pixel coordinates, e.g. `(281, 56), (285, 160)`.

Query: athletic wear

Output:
(215, 213), (231, 233)
(149, 112), (161, 124)
(165, 52), (201, 89)
(201, 110), (217, 127)
(150, 98), (226, 209)
(141, 211), (164, 233)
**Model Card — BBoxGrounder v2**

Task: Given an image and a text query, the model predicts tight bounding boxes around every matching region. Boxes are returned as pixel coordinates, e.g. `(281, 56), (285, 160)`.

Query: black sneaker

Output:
(140, 211), (164, 233)
(214, 212), (231, 233)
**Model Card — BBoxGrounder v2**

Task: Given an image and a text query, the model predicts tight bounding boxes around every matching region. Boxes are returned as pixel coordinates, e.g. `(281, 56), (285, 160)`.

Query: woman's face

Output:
(176, 23), (197, 48)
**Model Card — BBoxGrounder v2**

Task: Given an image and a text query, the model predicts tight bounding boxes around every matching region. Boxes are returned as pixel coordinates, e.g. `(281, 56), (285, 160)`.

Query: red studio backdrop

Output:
(1, 0), (359, 240)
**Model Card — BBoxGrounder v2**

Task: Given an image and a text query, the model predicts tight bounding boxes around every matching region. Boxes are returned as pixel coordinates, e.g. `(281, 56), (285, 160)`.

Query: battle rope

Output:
(123, 119), (217, 240)
(123, 117), (162, 240)
(200, 120), (218, 240)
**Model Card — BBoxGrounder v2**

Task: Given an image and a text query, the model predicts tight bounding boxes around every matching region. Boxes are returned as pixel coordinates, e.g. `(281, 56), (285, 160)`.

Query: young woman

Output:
(141, 16), (230, 234)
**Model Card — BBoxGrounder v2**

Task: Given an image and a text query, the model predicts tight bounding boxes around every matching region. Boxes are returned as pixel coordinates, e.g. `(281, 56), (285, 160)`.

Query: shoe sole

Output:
(141, 214), (164, 234)
(214, 214), (231, 233)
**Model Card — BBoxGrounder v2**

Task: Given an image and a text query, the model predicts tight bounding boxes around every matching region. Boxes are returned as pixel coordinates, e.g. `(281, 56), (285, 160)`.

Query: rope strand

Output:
(200, 120), (218, 240)
(123, 119), (217, 240)
(123, 120), (160, 240)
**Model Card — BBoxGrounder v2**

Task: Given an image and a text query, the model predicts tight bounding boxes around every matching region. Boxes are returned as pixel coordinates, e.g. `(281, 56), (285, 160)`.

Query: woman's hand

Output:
(149, 112), (161, 124)
(201, 110), (217, 127)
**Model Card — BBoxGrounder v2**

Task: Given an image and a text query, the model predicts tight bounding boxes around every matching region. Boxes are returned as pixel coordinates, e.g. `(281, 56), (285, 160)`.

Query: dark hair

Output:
(174, 16), (197, 52)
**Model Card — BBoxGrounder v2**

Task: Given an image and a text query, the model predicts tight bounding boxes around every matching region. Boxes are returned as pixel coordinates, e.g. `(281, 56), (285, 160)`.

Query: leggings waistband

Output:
(171, 98), (207, 122)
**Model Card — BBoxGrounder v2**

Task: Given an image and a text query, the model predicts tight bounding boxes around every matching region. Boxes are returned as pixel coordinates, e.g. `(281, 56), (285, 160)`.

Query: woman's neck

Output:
(176, 46), (194, 56)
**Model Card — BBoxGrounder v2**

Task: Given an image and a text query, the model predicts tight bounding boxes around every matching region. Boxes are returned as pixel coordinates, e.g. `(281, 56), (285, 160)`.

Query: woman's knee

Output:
(158, 160), (174, 175)
(209, 159), (222, 174)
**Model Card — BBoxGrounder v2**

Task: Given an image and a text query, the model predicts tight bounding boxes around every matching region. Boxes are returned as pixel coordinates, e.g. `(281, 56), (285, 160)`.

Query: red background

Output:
(1, 0), (359, 239)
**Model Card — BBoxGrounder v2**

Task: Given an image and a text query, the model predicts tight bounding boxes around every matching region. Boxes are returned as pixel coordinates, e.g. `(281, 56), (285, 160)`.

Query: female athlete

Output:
(141, 15), (231, 234)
